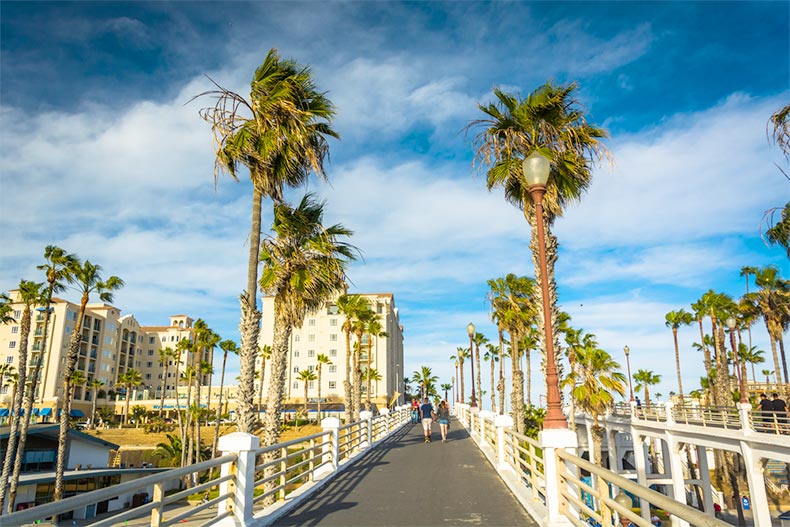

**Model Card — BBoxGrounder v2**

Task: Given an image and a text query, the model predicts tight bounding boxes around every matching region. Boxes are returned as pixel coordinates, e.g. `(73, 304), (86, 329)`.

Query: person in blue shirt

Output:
(419, 397), (435, 443)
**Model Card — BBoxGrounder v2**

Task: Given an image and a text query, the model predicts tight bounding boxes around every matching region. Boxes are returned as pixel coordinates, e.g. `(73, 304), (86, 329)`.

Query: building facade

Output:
(257, 292), (405, 409)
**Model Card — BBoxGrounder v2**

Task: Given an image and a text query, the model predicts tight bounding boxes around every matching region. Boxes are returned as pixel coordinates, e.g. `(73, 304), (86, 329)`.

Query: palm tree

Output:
(350, 304), (375, 420)
(69, 371), (87, 413)
(257, 344), (272, 412)
(364, 368), (383, 408)
(258, 194), (355, 473)
(743, 266), (790, 394)
(297, 369), (317, 423)
(633, 369), (661, 406)
(740, 266), (758, 349)
(365, 318), (387, 411)
(665, 309), (694, 399)
(211, 339), (238, 467)
(471, 82), (609, 418)
(0, 364), (15, 403)
(739, 346), (765, 384)
(54, 259), (123, 500)
(762, 369), (775, 387)
(316, 353), (332, 420)
(338, 294), (369, 423)
(88, 379), (104, 429)
(154, 434), (184, 467)
(411, 367), (439, 399)
(440, 383), (452, 402)
(118, 369), (143, 426)
(487, 273), (536, 434)
(454, 346), (468, 405)
(157, 347), (176, 418)
(472, 332), (488, 409)
(484, 344), (500, 412)
(196, 49), (338, 434)
(0, 281), (44, 513)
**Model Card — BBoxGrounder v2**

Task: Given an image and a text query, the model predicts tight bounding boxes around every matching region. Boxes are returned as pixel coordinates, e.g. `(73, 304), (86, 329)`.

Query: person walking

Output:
(771, 392), (788, 433)
(757, 393), (773, 431)
(419, 397), (435, 443)
(437, 400), (451, 442)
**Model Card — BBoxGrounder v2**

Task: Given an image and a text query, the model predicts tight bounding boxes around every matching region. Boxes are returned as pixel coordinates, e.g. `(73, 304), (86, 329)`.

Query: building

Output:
(257, 293), (405, 409)
(0, 290), (203, 421)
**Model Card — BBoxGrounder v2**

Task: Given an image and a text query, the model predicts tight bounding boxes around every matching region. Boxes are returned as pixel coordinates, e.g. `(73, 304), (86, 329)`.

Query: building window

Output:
(328, 365), (337, 373)
(377, 304), (383, 314)
(292, 381), (299, 389)
(149, 336), (155, 344)
(5, 356), (13, 364)
(329, 318), (337, 326)
(11, 326), (18, 334)
(308, 319), (316, 327)
(293, 351), (300, 358)
(308, 365), (315, 372)
(294, 335), (300, 342)
(328, 381), (336, 390)
(308, 349), (315, 358)
(8, 341), (16, 349)
(329, 349), (337, 357)
(308, 381), (315, 389)
(147, 362), (153, 368)
(13, 310), (21, 318)
(145, 373), (152, 380)
(293, 367), (299, 373)
(308, 334), (315, 342)
(329, 334), (337, 342)
(327, 304), (338, 315)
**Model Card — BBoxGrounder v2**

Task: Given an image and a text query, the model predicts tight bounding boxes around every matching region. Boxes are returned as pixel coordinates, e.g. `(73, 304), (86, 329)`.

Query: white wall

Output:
(67, 439), (113, 469)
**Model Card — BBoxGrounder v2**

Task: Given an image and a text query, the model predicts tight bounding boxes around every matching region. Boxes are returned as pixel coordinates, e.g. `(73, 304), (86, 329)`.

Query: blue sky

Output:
(1, 1), (788, 406)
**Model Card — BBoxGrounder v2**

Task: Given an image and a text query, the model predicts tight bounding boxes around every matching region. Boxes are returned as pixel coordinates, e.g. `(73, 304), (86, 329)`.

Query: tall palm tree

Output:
(441, 383), (452, 402)
(633, 369), (661, 406)
(297, 369), (318, 423)
(472, 332), (488, 410)
(316, 353), (331, 420)
(364, 368), (382, 408)
(739, 346), (764, 384)
(54, 260), (123, 500)
(364, 318), (387, 411)
(350, 304), (375, 420)
(471, 82), (609, 414)
(411, 367), (439, 399)
(173, 337), (190, 458)
(0, 281), (44, 513)
(665, 309), (694, 399)
(484, 344), (500, 413)
(257, 344), (272, 412)
(338, 294), (368, 423)
(259, 194), (355, 489)
(743, 266), (790, 394)
(740, 266), (758, 349)
(118, 369), (143, 426)
(449, 353), (459, 402)
(487, 273), (536, 434)
(88, 379), (104, 429)
(762, 369), (775, 387)
(196, 49), (338, 434)
(454, 346), (468, 405)
(157, 347), (176, 418)
(69, 370), (87, 408)
(212, 339), (238, 463)
(691, 298), (713, 382)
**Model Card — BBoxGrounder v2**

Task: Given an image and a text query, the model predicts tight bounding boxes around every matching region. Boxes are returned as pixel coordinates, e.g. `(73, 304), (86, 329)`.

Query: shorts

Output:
(422, 418), (433, 432)
(439, 419), (449, 425)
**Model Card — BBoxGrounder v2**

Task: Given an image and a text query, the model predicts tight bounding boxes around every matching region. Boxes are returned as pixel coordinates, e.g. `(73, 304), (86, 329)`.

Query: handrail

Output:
(2, 454), (237, 526)
(557, 449), (730, 527)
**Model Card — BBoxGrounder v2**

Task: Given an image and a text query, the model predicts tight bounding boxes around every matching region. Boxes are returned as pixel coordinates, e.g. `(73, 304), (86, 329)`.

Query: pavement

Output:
(273, 418), (538, 527)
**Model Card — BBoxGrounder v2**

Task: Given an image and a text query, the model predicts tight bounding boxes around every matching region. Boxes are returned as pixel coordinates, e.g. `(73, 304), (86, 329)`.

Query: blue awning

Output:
(70, 409), (85, 418)
(0, 409), (9, 417)
(40, 408), (52, 416)
(32, 408), (40, 416)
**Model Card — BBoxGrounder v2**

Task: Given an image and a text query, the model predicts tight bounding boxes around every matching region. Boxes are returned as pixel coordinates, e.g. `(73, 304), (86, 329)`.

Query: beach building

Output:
(258, 292), (405, 410)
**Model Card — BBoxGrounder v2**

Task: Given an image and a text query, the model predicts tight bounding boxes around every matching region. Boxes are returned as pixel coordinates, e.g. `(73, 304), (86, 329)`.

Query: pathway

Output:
(273, 418), (538, 526)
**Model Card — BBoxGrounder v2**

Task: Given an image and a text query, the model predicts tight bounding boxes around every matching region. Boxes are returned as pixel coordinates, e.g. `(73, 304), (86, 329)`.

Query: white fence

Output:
(454, 404), (730, 527)
(1, 406), (412, 527)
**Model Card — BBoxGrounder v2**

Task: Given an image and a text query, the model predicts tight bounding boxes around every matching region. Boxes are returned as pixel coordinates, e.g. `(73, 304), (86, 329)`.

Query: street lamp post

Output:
(467, 322), (477, 407)
(624, 345), (635, 402)
(523, 152), (566, 430)
(727, 318), (747, 404)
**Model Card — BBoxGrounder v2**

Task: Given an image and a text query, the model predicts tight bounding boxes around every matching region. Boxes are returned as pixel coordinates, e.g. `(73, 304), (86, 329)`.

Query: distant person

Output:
(419, 397), (434, 443)
(411, 399), (420, 424)
(436, 400), (450, 442)
(771, 393), (788, 432)
(757, 393), (773, 429)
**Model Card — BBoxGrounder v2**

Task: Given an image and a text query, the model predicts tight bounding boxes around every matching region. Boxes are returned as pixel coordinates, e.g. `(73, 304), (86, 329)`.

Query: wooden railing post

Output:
(540, 428), (578, 526)
(150, 481), (164, 527)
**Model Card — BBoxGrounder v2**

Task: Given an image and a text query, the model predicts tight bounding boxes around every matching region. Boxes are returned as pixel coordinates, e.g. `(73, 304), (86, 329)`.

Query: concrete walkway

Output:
(273, 418), (538, 526)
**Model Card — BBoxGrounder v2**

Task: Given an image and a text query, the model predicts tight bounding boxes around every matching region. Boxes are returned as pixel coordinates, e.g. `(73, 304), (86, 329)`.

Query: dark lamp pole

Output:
(624, 345), (635, 403)
(523, 151), (567, 430)
(727, 317), (747, 404)
(467, 322), (477, 407)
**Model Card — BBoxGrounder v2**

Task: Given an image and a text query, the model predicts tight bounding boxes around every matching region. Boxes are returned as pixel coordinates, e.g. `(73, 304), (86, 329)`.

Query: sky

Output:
(1, 1), (788, 407)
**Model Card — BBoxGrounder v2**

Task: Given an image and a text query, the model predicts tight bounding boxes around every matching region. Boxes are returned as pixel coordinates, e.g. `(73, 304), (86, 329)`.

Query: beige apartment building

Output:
(257, 292), (405, 410)
(0, 290), (202, 420)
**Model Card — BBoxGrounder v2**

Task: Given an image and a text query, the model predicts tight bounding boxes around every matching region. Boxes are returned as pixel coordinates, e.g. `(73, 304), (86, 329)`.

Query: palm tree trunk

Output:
(261, 318), (292, 506)
(672, 328), (684, 398)
(343, 329), (353, 423)
(475, 344), (482, 410)
(54, 293), (88, 500)
(510, 331), (525, 435)
(490, 357), (496, 413)
(237, 187), (263, 434)
(257, 358), (266, 412)
(212, 351), (228, 465)
(352, 336), (363, 421)
(459, 358), (465, 404)
(160, 362), (169, 418)
(90, 389), (98, 430)
(0, 308), (31, 512)
(498, 329), (505, 413)
(525, 346), (532, 408)
(317, 366), (323, 421)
